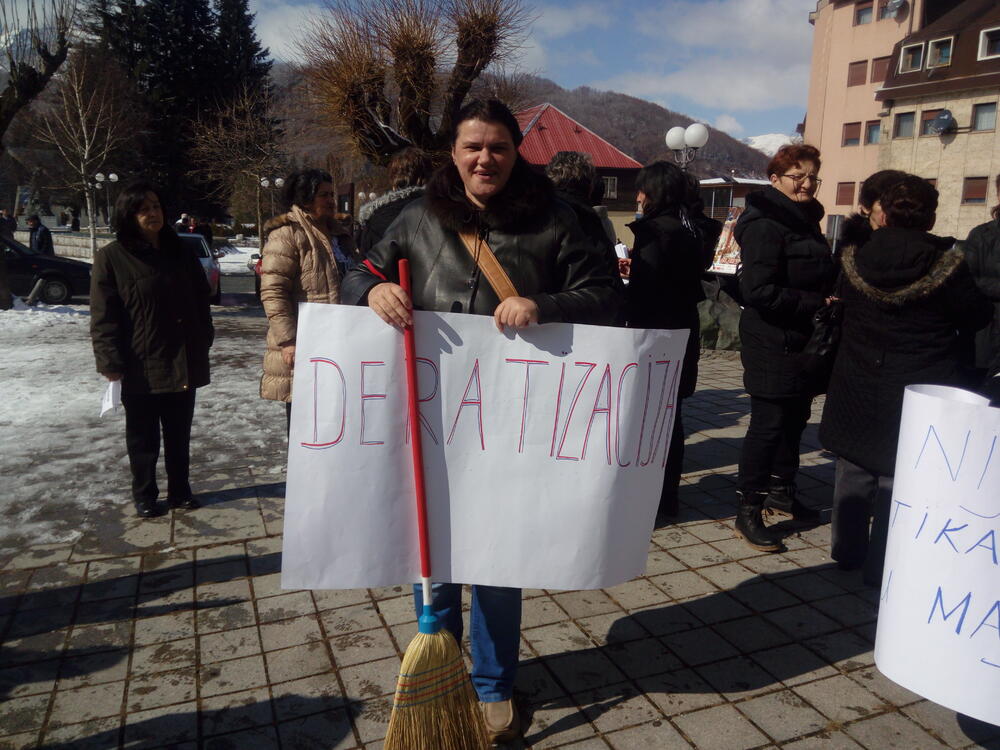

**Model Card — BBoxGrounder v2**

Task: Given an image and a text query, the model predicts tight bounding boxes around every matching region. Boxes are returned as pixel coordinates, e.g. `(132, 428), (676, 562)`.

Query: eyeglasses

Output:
(781, 173), (822, 188)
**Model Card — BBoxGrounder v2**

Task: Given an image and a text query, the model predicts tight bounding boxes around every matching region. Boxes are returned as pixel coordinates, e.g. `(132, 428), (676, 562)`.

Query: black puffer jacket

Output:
(627, 210), (706, 398)
(90, 235), (214, 394)
(964, 217), (1000, 376)
(820, 228), (992, 475)
(341, 161), (625, 325)
(734, 186), (837, 398)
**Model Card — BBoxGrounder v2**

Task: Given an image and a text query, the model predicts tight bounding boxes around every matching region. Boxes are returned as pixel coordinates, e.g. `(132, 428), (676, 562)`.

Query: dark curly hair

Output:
(635, 160), (687, 217)
(280, 169), (334, 212)
(881, 174), (938, 230)
(545, 151), (596, 200)
(858, 169), (908, 211)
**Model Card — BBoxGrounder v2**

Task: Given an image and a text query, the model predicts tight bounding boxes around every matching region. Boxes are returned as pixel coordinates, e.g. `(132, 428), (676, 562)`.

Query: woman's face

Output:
(867, 200), (886, 230)
(770, 160), (820, 203)
(135, 192), (163, 238)
(304, 182), (337, 221)
(451, 118), (517, 208)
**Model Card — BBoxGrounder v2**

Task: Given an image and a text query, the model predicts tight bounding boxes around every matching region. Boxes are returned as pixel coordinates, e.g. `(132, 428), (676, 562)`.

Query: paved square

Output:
(2, 352), (997, 748)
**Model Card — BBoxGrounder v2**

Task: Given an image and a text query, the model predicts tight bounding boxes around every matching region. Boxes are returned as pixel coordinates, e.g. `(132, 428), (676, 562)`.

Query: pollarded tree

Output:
(299, 0), (529, 165)
(0, 0), (77, 157)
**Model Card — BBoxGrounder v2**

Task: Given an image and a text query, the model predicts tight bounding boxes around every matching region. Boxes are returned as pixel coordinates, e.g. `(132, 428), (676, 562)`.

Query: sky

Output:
(249, 0), (818, 139)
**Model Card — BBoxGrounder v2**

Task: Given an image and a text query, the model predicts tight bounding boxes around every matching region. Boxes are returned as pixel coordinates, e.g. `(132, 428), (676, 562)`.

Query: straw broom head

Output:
(384, 627), (490, 750)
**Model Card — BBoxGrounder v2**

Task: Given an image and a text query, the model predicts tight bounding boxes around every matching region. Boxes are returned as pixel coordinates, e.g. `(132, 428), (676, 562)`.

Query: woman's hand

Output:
(825, 296), (840, 305)
(281, 344), (296, 368)
(368, 283), (412, 328)
(104, 373), (121, 382)
(494, 296), (539, 332)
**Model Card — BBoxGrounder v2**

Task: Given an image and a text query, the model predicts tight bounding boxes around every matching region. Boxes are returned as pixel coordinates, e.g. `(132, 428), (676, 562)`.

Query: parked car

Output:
(0, 233), (91, 304)
(248, 252), (262, 297)
(178, 232), (222, 304)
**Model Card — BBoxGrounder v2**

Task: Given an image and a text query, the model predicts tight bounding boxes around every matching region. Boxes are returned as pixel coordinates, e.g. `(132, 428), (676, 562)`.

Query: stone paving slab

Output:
(2, 353), (999, 749)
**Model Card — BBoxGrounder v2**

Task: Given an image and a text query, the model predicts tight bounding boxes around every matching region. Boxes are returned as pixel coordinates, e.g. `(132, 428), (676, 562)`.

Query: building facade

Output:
(805, 0), (1000, 238)
(875, 0), (1000, 237)
(804, 0), (928, 228)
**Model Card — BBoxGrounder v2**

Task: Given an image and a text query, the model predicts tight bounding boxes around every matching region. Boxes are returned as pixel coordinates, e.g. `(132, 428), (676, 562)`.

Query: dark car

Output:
(0, 233), (91, 304)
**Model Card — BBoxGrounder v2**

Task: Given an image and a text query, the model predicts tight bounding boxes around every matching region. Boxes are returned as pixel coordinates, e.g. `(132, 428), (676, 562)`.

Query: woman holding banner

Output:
(821, 174), (991, 586)
(341, 99), (624, 744)
(732, 144), (835, 552)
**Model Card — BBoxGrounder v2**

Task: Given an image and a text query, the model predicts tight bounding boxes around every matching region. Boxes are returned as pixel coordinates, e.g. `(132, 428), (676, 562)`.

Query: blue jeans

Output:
(413, 583), (522, 703)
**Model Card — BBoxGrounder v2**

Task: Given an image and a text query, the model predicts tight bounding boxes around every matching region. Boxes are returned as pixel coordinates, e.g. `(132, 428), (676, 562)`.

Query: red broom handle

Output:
(398, 259), (432, 579)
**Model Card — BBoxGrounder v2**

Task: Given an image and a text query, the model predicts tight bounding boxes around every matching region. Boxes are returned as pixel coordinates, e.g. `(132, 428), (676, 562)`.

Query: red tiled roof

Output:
(516, 103), (642, 170)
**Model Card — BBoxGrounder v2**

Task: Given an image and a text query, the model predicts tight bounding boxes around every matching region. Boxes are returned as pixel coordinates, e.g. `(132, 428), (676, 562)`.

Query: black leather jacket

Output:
(341, 161), (625, 326)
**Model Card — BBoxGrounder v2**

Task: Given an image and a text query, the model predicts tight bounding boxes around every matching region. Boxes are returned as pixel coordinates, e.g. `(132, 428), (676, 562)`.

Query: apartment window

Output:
(963, 177), (989, 204)
(894, 112), (915, 138)
(871, 56), (892, 82)
(602, 176), (618, 200)
(900, 43), (924, 73)
(973, 102), (997, 131)
(979, 27), (1000, 60)
(842, 122), (862, 146)
(847, 60), (868, 86)
(854, 2), (873, 25)
(877, 0), (892, 19)
(928, 37), (953, 67)
(865, 120), (881, 144)
(921, 109), (944, 135)
(836, 182), (856, 206)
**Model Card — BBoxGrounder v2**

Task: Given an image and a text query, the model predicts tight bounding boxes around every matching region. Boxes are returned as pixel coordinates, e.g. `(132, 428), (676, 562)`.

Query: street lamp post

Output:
(665, 123), (710, 171)
(95, 172), (118, 226)
(260, 177), (285, 217)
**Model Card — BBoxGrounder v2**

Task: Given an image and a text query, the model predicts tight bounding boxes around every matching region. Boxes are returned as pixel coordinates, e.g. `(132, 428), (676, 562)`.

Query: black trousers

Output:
(122, 390), (197, 503)
(831, 456), (893, 586)
(738, 394), (813, 493)
(659, 400), (685, 513)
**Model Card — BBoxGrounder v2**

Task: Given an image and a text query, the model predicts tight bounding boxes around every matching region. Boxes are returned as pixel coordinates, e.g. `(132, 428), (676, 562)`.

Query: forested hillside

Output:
(519, 76), (770, 178)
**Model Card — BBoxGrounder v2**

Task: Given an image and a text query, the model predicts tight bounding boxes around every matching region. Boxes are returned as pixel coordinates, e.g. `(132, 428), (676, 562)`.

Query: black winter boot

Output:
(764, 482), (821, 524)
(735, 490), (783, 552)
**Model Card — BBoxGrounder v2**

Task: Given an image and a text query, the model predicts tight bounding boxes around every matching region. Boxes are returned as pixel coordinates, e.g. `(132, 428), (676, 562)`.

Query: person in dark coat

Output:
(90, 180), (214, 518)
(356, 147), (433, 258)
(964, 174), (1000, 405)
(26, 215), (54, 256)
(627, 161), (714, 516)
(733, 144), (837, 551)
(0, 208), (17, 238)
(342, 99), (624, 745)
(820, 174), (992, 586)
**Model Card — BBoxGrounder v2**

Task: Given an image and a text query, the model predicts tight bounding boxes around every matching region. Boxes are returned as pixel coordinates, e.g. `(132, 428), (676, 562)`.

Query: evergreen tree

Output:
(213, 0), (271, 102)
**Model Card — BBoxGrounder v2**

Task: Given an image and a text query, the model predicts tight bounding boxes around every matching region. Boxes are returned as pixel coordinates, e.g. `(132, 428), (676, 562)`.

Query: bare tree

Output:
(37, 49), (137, 254)
(0, 0), (76, 154)
(189, 85), (285, 241)
(299, 0), (529, 165)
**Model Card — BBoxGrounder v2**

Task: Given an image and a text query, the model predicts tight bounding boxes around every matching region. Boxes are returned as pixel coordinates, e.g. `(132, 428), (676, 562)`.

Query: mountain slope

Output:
(519, 76), (769, 178)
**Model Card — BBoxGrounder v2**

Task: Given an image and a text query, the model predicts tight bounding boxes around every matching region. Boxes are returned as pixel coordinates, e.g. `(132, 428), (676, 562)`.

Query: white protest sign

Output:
(280, 303), (688, 592)
(875, 385), (1000, 726)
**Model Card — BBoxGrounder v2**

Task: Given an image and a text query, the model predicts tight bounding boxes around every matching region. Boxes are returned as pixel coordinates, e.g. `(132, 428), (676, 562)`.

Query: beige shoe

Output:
(481, 699), (520, 744)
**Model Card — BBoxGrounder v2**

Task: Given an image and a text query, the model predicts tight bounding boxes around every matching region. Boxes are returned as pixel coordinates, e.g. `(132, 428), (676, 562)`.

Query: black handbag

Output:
(801, 272), (844, 381)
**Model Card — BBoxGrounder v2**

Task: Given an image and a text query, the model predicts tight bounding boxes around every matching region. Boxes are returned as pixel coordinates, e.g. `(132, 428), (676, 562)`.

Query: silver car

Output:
(178, 232), (222, 304)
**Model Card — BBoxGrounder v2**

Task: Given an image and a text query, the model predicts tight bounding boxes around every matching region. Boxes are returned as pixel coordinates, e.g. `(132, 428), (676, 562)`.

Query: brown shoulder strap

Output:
(458, 230), (519, 302)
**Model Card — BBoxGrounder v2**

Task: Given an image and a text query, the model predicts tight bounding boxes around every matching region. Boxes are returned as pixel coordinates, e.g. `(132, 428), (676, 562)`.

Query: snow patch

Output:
(743, 133), (798, 157)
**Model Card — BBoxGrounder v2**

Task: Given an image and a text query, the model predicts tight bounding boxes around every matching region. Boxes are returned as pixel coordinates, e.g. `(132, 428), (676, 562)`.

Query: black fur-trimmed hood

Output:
(425, 160), (555, 233)
(839, 213), (873, 251)
(842, 227), (962, 306)
(358, 185), (425, 224)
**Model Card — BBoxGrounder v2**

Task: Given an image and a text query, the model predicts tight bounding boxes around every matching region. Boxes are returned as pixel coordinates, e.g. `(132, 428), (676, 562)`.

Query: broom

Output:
(383, 259), (489, 750)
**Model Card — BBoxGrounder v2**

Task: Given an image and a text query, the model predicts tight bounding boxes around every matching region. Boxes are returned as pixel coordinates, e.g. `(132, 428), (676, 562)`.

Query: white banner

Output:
(875, 385), (1000, 726)
(280, 303), (688, 592)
